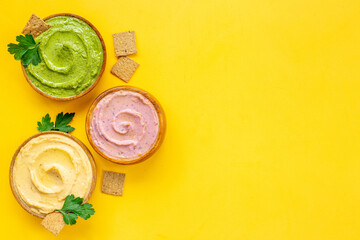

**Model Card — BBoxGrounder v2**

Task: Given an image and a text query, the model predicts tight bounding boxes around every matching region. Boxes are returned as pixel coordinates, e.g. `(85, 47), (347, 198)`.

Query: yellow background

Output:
(1, 0), (360, 239)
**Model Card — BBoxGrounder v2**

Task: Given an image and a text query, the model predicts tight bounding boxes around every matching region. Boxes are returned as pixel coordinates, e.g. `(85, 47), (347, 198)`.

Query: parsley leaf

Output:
(37, 114), (54, 131)
(37, 112), (75, 133)
(59, 212), (78, 225)
(22, 45), (41, 66)
(7, 34), (41, 66)
(73, 203), (95, 220)
(57, 194), (95, 225)
(7, 43), (28, 60)
(16, 34), (36, 47)
(54, 112), (75, 133)
(16, 34), (36, 48)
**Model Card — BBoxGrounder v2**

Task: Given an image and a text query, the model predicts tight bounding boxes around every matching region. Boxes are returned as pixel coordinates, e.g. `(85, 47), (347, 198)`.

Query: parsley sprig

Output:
(37, 112), (75, 133)
(57, 195), (95, 225)
(7, 34), (41, 66)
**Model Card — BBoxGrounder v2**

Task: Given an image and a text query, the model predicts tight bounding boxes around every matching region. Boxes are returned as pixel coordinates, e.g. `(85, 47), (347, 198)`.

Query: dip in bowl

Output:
(22, 13), (106, 100)
(9, 131), (96, 218)
(86, 86), (166, 164)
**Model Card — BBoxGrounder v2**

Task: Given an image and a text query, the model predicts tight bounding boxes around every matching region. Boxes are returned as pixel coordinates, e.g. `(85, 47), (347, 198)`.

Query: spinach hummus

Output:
(25, 16), (103, 98)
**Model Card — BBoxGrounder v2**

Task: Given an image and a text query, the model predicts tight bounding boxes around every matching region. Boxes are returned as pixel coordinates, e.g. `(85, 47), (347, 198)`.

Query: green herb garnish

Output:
(37, 112), (75, 133)
(7, 34), (41, 66)
(37, 113), (54, 131)
(57, 194), (95, 225)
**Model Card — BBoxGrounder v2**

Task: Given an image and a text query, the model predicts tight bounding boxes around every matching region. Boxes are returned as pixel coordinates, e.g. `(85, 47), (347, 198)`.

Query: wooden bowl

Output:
(21, 13), (107, 101)
(9, 131), (97, 218)
(86, 86), (166, 164)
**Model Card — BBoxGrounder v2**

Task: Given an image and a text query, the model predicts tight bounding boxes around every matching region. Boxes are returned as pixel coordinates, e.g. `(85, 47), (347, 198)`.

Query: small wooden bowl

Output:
(9, 131), (97, 218)
(86, 86), (166, 164)
(21, 13), (107, 101)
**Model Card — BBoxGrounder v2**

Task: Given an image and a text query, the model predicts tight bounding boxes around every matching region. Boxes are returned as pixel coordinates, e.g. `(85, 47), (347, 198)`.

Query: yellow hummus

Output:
(13, 134), (93, 215)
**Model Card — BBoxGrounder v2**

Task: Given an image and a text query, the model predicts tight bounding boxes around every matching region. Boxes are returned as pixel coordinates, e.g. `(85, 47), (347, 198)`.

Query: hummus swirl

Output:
(25, 16), (103, 97)
(13, 134), (93, 215)
(90, 90), (159, 160)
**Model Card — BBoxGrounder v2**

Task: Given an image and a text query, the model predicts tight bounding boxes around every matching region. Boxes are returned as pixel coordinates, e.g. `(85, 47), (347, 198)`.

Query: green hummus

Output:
(25, 16), (103, 98)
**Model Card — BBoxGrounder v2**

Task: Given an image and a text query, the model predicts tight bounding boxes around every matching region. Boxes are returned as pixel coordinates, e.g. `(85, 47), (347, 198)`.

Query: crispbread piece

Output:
(111, 57), (139, 83)
(41, 212), (65, 236)
(102, 171), (126, 196)
(113, 31), (137, 56)
(22, 14), (51, 38)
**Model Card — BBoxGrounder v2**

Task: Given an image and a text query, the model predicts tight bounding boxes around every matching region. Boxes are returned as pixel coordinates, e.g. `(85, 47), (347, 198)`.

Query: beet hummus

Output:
(89, 90), (160, 160)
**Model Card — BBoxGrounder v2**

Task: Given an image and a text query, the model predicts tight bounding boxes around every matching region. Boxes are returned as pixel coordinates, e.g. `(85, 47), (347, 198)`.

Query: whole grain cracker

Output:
(102, 171), (126, 196)
(41, 212), (65, 236)
(22, 14), (51, 38)
(111, 57), (139, 83)
(113, 31), (137, 56)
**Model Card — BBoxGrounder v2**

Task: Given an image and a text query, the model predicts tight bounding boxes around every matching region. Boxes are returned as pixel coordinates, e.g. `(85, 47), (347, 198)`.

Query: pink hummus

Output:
(90, 90), (159, 160)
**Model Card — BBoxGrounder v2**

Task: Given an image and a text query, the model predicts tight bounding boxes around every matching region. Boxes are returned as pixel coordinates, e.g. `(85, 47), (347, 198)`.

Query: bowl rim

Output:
(21, 13), (107, 101)
(9, 131), (97, 218)
(85, 86), (166, 165)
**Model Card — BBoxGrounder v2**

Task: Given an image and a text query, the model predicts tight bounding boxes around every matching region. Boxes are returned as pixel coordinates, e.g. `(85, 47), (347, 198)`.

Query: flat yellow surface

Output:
(1, 0), (360, 239)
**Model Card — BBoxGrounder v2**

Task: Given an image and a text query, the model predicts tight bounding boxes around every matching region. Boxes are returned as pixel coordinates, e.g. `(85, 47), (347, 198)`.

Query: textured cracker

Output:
(41, 212), (65, 236)
(22, 14), (51, 38)
(113, 31), (137, 56)
(111, 57), (139, 83)
(102, 171), (126, 196)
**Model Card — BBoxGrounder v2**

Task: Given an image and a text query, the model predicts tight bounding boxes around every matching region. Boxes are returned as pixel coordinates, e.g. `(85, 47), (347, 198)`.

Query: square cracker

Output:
(22, 14), (51, 38)
(102, 171), (126, 196)
(111, 57), (139, 83)
(41, 212), (65, 236)
(113, 31), (137, 56)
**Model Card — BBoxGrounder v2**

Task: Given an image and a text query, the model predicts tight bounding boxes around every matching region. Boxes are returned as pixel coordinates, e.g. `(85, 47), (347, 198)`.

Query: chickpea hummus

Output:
(12, 133), (93, 215)
(90, 90), (160, 160)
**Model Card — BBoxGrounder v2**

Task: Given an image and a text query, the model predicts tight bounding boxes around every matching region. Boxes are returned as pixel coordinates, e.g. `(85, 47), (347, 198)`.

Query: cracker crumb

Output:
(113, 31), (137, 56)
(111, 57), (139, 83)
(22, 14), (51, 38)
(41, 212), (65, 236)
(102, 171), (126, 196)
